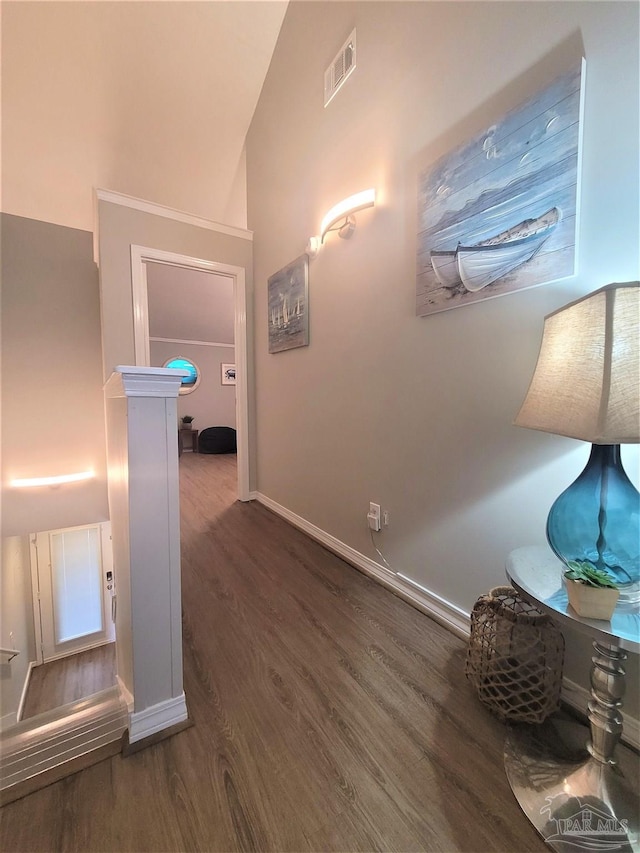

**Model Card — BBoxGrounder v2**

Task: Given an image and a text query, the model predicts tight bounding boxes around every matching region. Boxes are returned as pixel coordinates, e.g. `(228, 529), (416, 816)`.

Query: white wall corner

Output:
(92, 187), (100, 266)
(128, 693), (188, 744)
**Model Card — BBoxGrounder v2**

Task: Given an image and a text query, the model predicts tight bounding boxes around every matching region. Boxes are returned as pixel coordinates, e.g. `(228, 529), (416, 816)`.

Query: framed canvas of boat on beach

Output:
(268, 254), (309, 353)
(416, 59), (585, 317)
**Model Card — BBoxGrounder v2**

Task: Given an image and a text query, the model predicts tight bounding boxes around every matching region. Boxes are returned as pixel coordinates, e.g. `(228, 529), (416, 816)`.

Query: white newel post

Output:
(104, 366), (188, 743)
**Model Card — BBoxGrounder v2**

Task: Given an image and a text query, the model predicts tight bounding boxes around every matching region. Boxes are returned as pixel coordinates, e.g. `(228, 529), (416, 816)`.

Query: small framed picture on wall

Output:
(268, 254), (309, 353)
(221, 364), (236, 385)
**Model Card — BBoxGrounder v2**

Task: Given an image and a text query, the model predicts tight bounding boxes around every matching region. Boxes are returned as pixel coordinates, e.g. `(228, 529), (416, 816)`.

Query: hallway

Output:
(1, 453), (544, 851)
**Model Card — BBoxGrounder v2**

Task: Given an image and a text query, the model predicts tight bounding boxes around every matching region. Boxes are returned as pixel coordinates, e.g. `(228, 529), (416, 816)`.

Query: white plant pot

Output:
(565, 579), (620, 620)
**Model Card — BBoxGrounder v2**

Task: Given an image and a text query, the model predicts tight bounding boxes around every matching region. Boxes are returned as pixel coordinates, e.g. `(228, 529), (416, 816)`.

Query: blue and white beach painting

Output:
(416, 59), (585, 316)
(268, 254), (309, 353)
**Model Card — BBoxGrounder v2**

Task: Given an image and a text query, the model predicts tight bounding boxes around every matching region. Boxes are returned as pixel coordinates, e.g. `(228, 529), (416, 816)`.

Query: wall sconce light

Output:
(10, 470), (95, 488)
(307, 188), (376, 256)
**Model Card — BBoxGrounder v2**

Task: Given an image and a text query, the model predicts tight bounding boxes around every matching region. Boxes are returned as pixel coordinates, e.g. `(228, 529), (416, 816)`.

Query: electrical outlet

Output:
(368, 502), (381, 531)
(382, 510), (390, 527)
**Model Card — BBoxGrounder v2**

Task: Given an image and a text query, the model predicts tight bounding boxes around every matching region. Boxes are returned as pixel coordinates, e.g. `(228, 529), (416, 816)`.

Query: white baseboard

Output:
(252, 491), (470, 639)
(37, 639), (112, 666)
(251, 491), (640, 751)
(128, 693), (188, 744)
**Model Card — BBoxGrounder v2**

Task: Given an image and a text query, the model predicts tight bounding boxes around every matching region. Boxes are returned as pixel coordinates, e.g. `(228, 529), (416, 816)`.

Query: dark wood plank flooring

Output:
(0, 453), (546, 852)
(22, 644), (117, 720)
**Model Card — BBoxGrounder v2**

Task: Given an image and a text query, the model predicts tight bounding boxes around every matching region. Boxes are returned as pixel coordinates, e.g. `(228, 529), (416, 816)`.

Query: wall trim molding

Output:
(250, 491), (470, 639)
(128, 693), (188, 744)
(93, 189), (252, 265)
(150, 336), (235, 350)
(250, 491), (639, 750)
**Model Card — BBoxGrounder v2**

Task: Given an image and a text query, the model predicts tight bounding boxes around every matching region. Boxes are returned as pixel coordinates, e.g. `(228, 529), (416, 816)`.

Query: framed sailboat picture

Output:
(268, 254), (309, 353)
(416, 59), (585, 316)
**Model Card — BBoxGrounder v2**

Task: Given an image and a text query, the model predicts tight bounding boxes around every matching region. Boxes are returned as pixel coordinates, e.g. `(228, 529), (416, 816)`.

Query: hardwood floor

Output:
(0, 453), (546, 852)
(22, 644), (117, 720)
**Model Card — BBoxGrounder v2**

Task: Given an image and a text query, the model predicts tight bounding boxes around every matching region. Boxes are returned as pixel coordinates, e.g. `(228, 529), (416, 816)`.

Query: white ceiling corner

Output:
(1, 0), (289, 231)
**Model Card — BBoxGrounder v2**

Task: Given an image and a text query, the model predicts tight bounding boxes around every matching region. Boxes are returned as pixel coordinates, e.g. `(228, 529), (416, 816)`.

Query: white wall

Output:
(1, 2), (286, 231)
(0, 536), (35, 730)
(96, 200), (254, 477)
(1, 215), (109, 537)
(247, 2), (639, 715)
(147, 264), (235, 344)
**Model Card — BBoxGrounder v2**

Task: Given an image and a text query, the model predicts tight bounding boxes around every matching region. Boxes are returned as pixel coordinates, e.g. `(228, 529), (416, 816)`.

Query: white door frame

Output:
(29, 522), (115, 665)
(130, 245), (249, 502)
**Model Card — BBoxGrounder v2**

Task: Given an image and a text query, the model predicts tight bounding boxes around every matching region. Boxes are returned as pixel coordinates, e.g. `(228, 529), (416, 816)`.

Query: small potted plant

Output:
(181, 415), (194, 430)
(564, 560), (620, 620)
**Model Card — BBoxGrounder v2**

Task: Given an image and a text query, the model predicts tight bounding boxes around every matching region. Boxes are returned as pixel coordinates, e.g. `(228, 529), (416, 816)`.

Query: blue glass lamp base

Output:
(547, 444), (640, 604)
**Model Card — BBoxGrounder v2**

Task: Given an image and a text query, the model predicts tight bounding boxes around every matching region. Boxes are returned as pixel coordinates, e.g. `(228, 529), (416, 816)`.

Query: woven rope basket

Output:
(465, 586), (564, 724)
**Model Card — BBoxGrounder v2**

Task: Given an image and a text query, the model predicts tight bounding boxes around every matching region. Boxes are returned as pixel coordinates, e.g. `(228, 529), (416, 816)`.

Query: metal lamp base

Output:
(505, 717), (639, 852)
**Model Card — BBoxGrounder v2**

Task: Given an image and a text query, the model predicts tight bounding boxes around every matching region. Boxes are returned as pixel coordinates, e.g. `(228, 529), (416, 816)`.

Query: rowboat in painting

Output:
(430, 207), (561, 292)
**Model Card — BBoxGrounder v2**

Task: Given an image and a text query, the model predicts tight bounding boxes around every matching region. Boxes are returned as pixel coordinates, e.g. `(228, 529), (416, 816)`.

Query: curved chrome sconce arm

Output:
(308, 189), (376, 257)
(320, 188), (376, 242)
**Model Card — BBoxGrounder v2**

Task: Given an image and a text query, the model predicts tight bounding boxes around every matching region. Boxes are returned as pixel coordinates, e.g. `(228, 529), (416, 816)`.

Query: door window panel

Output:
(50, 527), (103, 643)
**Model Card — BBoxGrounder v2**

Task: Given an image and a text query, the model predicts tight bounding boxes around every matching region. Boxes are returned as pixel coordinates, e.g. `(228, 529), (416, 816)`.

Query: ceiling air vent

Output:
(324, 29), (356, 107)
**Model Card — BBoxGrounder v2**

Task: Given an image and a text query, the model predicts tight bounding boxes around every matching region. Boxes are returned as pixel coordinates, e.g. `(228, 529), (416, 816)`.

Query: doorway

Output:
(22, 522), (117, 720)
(30, 522), (115, 665)
(130, 246), (249, 501)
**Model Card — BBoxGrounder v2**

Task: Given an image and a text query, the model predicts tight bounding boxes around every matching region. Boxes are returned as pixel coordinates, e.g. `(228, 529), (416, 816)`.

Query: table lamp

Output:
(514, 281), (640, 601)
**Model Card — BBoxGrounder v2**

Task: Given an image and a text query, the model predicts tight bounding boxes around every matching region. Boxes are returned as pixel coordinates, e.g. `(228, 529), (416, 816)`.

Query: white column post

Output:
(104, 366), (188, 743)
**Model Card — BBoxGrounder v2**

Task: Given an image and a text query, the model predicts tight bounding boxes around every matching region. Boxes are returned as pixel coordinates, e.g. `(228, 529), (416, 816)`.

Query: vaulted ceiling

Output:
(1, 1), (288, 231)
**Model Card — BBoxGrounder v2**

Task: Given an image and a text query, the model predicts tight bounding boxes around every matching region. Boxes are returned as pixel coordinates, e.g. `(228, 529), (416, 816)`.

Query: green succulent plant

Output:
(182, 415), (194, 424)
(564, 560), (619, 589)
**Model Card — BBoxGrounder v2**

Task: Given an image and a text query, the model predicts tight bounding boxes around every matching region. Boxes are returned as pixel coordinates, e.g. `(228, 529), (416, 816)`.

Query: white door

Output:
(31, 522), (115, 663)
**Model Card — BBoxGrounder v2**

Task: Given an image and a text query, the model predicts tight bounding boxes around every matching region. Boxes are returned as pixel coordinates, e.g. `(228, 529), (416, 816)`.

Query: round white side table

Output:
(505, 546), (639, 853)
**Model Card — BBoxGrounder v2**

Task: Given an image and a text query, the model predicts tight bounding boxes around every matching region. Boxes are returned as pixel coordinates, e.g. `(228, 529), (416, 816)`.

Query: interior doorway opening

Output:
(30, 522), (115, 666)
(131, 246), (249, 501)
(146, 262), (238, 476)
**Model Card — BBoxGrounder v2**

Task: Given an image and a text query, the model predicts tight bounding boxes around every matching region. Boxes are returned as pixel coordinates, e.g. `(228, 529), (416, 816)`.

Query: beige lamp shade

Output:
(514, 282), (640, 444)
